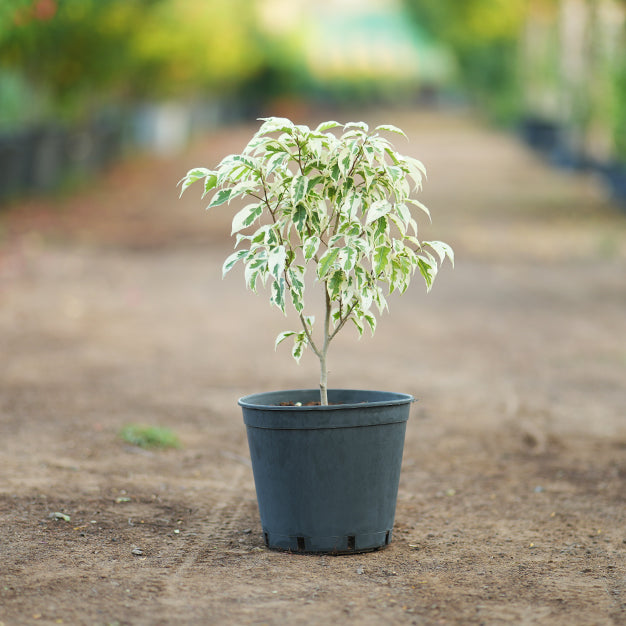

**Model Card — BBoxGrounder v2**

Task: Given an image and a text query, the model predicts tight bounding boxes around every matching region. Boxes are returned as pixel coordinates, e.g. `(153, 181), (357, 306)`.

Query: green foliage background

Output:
(1, 0), (624, 161)
(0, 0), (266, 120)
(402, 0), (528, 122)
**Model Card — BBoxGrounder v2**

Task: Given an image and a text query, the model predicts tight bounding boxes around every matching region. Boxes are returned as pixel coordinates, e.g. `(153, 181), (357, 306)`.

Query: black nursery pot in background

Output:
(600, 161), (626, 208)
(239, 389), (413, 555)
(519, 116), (562, 155)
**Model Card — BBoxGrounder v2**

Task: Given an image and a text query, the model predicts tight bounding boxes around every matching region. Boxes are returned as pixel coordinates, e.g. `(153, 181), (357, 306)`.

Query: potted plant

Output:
(179, 117), (453, 553)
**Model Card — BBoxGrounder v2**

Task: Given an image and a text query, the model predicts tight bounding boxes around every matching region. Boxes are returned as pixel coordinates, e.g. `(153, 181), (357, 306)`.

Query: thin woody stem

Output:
(319, 285), (332, 406)
(299, 312), (321, 358)
(328, 300), (358, 342)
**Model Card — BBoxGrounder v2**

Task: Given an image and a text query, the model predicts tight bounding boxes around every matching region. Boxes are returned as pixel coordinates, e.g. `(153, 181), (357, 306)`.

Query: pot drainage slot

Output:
(385, 531), (391, 545)
(297, 536), (306, 551)
(347, 535), (356, 551)
(264, 533), (269, 547)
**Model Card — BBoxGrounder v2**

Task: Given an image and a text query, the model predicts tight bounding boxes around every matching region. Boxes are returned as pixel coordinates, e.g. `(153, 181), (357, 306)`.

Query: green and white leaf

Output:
(375, 124), (408, 138)
(303, 235), (321, 262)
(417, 257), (436, 291)
(344, 121), (369, 133)
(291, 173), (308, 205)
(178, 167), (213, 196)
(222, 249), (249, 277)
(287, 266), (305, 312)
(267, 245), (287, 281)
(315, 120), (342, 133)
(365, 199), (392, 225)
(244, 253), (267, 292)
(208, 188), (233, 209)
(405, 155), (427, 178)
(231, 203), (263, 234)
(328, 269), (346, 299)
(338, 246), (358, 272)
(291, 331), (308, 362)
(265, 150), (289, 176)
(426, 240), (455, 267)
(373, 244), (391, 276)
(229, 179), (261, 200)
(407, 197), (432, 220)
(337, 144), (353, 179)
(317, 247), (340, 279)
(270, 277), (286, 312)
(341, 191), (361, 222)
(257, 117), (295, 136)
(230, 154), (258, 172)
(395, 202), (412, 228)
(275, 330), (297, 349)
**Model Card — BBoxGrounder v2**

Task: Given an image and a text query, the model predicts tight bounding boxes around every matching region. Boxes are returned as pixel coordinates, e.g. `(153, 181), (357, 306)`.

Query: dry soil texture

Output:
(1, 109), (625, 625)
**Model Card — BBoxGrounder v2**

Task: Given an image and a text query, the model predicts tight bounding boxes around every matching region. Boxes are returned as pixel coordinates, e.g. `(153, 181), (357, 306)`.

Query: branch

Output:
(322, 285), (332, 353)
(328, 299), (358, 342)
(299, 312), (321, 357)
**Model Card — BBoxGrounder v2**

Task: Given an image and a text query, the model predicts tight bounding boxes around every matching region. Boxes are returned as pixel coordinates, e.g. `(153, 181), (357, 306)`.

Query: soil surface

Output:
(1, 108), (625, 626)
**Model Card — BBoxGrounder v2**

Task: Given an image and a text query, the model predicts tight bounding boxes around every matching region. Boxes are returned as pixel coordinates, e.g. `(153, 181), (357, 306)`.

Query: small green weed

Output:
(119, 424), (181, 449)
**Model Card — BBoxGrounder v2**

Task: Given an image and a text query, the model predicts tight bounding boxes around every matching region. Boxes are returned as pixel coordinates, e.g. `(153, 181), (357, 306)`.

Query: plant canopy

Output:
(180, 117), (453, 405)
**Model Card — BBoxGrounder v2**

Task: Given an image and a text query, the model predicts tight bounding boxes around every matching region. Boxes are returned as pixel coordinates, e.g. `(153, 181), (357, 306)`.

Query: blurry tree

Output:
(1, 0), (164, 119)
(402, 0), (528, 121)
(0, 1), (32, 39)
(605, 0), (626, 162)
(0, 1), (154, 194)
(519, 0), (561, 122)
(128, 0), (265, 99)
(613, 48), (626, 162)
(520, 0), (625, 166)
(0, 0), (265, 121)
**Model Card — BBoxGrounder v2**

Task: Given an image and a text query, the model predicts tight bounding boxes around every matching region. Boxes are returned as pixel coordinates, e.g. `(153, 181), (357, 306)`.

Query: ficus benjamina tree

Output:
(179, 117), (453, 405)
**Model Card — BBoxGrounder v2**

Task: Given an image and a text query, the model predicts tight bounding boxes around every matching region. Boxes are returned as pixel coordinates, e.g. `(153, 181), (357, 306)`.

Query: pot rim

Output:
(238, 388), (415, 411)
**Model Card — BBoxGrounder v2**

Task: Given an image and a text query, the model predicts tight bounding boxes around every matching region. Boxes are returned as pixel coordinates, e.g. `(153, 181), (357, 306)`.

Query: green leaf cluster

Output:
(180, 117), (453, 399)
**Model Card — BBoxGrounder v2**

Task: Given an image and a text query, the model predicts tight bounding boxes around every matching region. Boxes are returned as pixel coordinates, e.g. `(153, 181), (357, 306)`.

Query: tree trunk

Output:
(319, 285), (331, 406)
(319, 354), (328, 406)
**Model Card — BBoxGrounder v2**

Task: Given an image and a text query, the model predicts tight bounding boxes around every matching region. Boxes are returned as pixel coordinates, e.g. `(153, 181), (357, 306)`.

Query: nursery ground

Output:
(1, 107), (625, 625)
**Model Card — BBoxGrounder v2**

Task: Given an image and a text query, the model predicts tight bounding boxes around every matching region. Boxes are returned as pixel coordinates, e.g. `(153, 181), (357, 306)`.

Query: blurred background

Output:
(0, 0), (625, 205)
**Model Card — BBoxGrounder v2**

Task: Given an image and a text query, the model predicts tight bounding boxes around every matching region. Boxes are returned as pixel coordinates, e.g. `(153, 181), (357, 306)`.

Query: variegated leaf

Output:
(222, 249), (249, 277)
(231, 203), (262, 234)
(208, 188), (232, 209)
(365, 199), (391, 225)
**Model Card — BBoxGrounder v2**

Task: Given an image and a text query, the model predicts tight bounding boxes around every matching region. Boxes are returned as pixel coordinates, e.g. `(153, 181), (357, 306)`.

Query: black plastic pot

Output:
(239, 389), (413, 554)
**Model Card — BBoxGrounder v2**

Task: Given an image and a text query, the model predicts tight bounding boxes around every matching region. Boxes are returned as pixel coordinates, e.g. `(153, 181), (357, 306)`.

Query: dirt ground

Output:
(0, 108), (625, 625)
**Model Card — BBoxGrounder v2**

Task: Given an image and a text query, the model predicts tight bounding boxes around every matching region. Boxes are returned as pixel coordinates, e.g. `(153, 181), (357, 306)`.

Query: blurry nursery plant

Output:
(180, 117), (453, 405)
